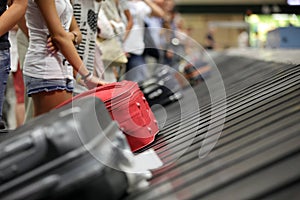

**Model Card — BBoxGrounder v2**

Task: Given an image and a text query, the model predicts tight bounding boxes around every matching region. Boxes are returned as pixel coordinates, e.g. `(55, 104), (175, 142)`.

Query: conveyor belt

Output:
(125, 55), (300, 200)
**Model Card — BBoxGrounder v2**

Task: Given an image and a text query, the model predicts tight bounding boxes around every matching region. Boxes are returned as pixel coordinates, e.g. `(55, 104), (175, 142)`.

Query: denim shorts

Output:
(23, 75), (74, 96)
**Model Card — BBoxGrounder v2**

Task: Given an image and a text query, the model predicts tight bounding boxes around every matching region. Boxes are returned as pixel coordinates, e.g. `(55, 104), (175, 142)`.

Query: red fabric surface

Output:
(57, 80), (159, 152)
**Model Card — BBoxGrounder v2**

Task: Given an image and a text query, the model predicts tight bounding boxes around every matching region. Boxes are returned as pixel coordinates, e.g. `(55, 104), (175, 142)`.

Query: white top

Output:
(118, 0), (130, 29)
(119, 0), (129, 11)
(23, 0), (73, 79)
(123, 1), (151, 55)
(72, 0), (101, 73)
(72, 0), (101, 94)
(144, 16), (162, 47)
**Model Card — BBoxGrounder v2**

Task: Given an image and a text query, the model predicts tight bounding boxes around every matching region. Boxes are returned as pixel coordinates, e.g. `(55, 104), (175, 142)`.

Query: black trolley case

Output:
(0, 96), (132, 200)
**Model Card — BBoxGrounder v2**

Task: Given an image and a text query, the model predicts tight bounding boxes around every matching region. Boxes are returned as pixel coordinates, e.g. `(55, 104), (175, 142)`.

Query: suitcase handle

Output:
(95, 81), (135, 91)
(76, 82), (124, 98)
(0, 131), (47, 183)
(0, 136), (33, 161)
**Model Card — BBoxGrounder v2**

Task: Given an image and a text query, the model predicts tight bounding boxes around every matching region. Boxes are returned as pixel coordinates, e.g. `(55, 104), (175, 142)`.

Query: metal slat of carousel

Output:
(124, 54), (300, 200)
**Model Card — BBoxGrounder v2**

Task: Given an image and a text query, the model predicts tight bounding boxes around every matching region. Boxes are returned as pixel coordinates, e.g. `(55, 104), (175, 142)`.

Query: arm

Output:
(47, 15), (82, 55)
(0, 0), (28, 37)
(69, 16), (82, 45)
(36, 0), (105, 87)
(123, 9), (133, 41)
(17, 15), (29, 38)
(11, 24), (18, 32)
(143, 0), (165, 18)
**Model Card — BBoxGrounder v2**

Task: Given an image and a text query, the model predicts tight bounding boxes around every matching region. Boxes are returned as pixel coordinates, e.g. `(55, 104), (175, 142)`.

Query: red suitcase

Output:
(57, 80), (159, 152)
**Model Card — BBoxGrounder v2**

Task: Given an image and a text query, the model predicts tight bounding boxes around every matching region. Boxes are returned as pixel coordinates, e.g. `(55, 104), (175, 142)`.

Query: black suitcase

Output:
(0, 96), (131, 200)
(139, 66), (183, 106)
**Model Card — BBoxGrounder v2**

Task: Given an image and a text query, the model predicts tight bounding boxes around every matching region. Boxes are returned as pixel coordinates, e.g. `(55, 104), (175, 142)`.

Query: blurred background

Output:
(175, 0), (300, 49)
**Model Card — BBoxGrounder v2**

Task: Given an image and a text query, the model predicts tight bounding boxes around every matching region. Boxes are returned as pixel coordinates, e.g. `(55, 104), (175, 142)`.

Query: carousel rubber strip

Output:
(125, 55), (300, 200)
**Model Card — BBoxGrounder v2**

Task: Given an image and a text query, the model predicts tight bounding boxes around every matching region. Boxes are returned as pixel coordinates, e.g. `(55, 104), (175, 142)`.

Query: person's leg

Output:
(125, 54), (147, 83)
(31, 90), (72, 117)
(24, 77), (74, 117)
(0, 49), (11, 131)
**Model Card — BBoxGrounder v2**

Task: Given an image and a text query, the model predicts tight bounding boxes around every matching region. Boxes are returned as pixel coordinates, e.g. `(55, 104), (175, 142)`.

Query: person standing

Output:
(71, 0), (103, 95)
(143, 0), (166, 63)
(16, 19), (32, 123)
(205, 27), (216, 50)
(0, 0), (28, 132)
(95, 0), (133, 82)
(123, 0), (165, 83)
(9, 25), (25, 127)
(23, 0), (106, 117)
(118, 0), (134, 42)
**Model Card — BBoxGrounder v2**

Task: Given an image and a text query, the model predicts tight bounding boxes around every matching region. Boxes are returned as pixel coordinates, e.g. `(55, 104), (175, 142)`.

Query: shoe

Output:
(0, 120), (8, 133)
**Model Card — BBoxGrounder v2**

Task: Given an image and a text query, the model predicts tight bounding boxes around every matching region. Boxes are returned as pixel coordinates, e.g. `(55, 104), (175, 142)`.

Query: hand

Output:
(47, 32), (74, 55)
(76, 76), (86, 87)
(125, 52), (130, 58)
(84, 75), (109, 89)
(47, 35), (58, 55)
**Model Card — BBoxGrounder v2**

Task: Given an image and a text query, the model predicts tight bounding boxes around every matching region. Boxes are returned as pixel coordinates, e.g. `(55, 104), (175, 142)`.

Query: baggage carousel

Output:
(124, 52), (300, 200)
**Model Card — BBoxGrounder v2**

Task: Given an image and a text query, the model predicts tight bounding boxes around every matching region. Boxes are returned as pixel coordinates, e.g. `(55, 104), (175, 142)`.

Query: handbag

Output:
(97, 0), (127, 67)
(96, 37), (128, 67)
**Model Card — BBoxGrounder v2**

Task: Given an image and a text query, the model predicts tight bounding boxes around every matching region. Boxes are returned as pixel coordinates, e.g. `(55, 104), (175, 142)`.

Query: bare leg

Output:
(14, 103), (25, 127)
(31, 90), (72, 117)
